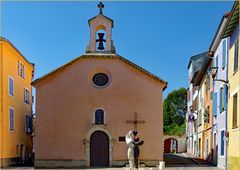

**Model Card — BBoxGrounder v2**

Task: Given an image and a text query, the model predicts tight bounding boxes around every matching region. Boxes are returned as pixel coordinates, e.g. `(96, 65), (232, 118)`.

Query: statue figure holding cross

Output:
(125, 112), (145, 169)
(125, 130), (144, 170)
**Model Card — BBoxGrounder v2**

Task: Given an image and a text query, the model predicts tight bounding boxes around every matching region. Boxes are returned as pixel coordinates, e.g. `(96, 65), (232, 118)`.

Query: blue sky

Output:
(1, 1), (234, 98)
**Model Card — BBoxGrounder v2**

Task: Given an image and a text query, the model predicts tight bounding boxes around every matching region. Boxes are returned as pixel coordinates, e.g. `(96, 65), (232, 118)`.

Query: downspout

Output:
(196, 90), (199, 157)
(0, 40), (3, 161)
(224, 38), (229, 170)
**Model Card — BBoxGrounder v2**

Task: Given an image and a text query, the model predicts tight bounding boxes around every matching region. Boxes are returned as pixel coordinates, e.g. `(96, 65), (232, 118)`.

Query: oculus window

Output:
(92, 73), (109, 87)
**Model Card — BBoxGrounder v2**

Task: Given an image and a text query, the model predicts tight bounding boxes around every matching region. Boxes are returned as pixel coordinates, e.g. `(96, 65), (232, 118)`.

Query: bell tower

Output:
(86, 2), (116, 53)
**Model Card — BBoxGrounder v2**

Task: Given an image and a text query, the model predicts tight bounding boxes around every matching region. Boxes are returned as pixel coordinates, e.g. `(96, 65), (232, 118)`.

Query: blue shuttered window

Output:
(8, 77), (14, 96)
(9, 108), (14, 131)
(222, 40), (226, 68)
(212, 92), (217, 116)
(223, 84), (228, 110)
(219, 89), (223, 112)
(221, 130), (225, 156)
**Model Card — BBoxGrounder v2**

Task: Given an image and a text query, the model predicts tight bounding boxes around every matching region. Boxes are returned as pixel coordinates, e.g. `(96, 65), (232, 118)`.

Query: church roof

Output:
(88, 14), (114, 27)
(32, 54), (167, 90)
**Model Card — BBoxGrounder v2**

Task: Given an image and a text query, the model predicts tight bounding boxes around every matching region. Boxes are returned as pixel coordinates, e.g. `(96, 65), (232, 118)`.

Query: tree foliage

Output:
(163, 87), (187, 136)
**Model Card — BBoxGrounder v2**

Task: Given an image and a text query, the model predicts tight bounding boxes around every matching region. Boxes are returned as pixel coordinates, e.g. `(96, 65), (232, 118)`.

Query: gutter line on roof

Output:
(209, 13), (230, 52)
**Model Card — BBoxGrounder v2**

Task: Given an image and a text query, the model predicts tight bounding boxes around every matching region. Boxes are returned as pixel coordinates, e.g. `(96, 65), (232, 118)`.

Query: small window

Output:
(233, 39), (239, 73)
(95, 109), (104, 125)
(25, 115), (32, 134)
(9, 108), (14, 131)
(24, 88), (30, 104)
(232, 93), (238, 129)
(18, 61), (25, 79)
(8, 76), (14, 96)
(220, 87), (224, 112)
(221, 130), (225, 156)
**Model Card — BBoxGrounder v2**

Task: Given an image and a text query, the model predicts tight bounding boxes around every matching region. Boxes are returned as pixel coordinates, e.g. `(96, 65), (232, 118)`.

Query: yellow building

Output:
(0, 37), (34, 167)
(223, 2), (239, 170)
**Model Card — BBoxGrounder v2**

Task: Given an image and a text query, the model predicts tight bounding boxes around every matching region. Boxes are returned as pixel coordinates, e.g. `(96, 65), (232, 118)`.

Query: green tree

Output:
(163, 87), (187, 136)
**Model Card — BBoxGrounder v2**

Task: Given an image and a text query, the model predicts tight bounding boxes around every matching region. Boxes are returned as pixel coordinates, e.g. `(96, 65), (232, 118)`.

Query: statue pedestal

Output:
(159, 161), (165, 170)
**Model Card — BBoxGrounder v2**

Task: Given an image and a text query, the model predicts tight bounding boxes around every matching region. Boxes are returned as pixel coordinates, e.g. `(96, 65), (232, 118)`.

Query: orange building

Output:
(32, 3), (167, 168)
(0, 37), (34, 167)
(202, 62), (213, 162)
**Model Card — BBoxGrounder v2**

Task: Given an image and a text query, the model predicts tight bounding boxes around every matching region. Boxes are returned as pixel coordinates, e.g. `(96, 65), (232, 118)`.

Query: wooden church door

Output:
(90, 131), (109, 166)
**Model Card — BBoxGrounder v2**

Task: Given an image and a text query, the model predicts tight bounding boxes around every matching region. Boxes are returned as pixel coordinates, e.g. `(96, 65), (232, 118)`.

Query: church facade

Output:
(32, 3), (167, 168)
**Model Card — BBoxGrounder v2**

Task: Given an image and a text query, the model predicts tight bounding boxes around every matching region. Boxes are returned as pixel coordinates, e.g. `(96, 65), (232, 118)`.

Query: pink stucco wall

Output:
(34, 57), (164, 163)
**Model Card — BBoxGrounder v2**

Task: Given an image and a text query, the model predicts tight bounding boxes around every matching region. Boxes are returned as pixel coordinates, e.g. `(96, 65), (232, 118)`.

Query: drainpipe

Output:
(210, 60), (216, 166)
(196, 90), (199, 158)
(224, 38), (229, 170)
(211, 79), (214, 165)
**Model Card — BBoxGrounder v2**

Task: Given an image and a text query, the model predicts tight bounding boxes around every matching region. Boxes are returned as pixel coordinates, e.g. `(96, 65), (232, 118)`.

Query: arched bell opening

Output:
(96, 30), (106, 51)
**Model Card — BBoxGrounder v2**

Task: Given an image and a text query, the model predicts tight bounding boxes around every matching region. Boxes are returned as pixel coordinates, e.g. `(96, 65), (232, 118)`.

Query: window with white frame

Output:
(24, 88), (30, 104)
(18, 61), (25, 78)
(9, 108), (14, 131)
(8, 76), (14, 96)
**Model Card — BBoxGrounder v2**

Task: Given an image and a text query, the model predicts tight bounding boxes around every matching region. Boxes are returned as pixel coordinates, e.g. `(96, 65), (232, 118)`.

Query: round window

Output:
(92, 73), (109, 87)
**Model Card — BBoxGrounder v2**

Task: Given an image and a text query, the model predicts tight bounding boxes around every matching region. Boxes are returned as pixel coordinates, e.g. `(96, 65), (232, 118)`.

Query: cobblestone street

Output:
(163, 153), (221, 169)
(2, 153), (221, 170)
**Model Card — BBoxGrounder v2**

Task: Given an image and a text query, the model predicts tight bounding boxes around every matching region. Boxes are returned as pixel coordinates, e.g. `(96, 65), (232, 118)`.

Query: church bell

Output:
(97, 33), (105, 50)
(98, 42), (104, 50)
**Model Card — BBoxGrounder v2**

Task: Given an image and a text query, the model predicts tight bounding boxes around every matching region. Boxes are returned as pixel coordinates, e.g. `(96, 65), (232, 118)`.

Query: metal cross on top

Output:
(126, 112), (146, 131)
(98, 2), (104, 14)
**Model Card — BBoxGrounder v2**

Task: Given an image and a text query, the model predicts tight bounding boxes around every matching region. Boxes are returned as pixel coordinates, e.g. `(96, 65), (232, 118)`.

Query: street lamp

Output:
(209, 66), (228, 170)
(209, 67), (228, 83)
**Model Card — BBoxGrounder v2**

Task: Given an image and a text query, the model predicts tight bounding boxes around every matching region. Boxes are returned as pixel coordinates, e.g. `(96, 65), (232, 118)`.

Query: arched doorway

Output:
(164, 138), (178, 153)
(90, 131), (109, 166)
